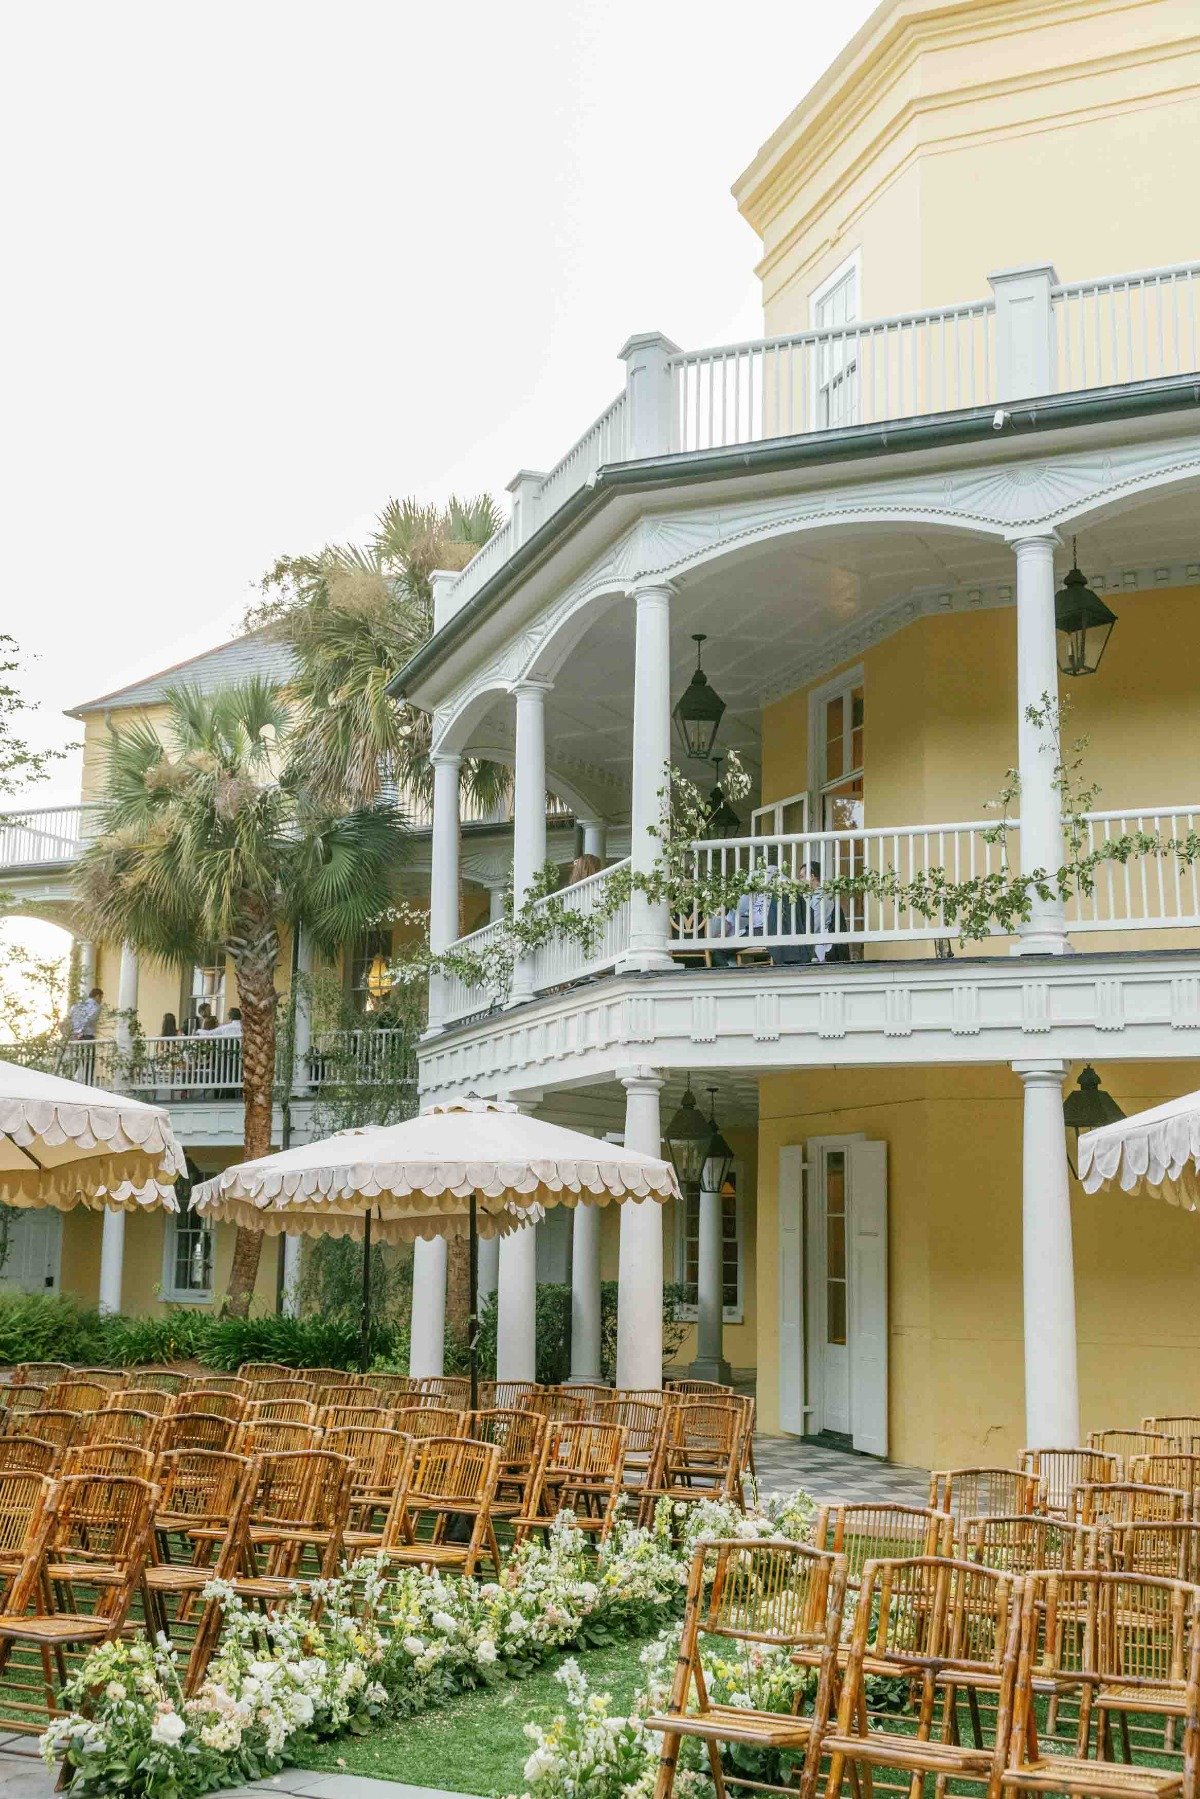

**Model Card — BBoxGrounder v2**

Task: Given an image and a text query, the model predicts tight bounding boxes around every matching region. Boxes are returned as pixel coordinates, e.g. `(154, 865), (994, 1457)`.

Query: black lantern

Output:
(1055, 540), (1117, 677)
(1062, 1064), (1125, 1177)
(703, 1088), (735, 1194)
(706, 756), (741, 839)
(673, 634), (726, 761)
(664, 1079), (711, 1190)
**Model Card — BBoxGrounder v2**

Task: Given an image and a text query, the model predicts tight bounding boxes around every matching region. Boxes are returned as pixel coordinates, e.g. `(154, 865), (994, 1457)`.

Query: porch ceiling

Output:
(535, 1070), (761, 1137)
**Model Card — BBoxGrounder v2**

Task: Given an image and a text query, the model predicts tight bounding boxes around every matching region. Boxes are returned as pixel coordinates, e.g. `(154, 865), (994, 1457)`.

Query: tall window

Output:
(187, 949), (226, 1026)
(349, 929), (394, 1014)
(678, 1167), (742, 1322)
(811, 673), (865, 933)
(162, 1175), (213, 1303)
(813, 258), (860, 430)
(824, 1149), (848, 1346)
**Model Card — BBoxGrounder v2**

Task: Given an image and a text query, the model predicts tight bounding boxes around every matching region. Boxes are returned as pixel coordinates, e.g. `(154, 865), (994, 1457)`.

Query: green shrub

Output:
(195, 1312), (400, 1372)
(473, 1281), (689, 1385)
(0, 1292), (111, 1366)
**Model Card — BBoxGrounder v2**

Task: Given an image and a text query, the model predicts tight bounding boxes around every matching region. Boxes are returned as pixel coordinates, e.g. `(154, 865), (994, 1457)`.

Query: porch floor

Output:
(753, 1435), (929, 1506)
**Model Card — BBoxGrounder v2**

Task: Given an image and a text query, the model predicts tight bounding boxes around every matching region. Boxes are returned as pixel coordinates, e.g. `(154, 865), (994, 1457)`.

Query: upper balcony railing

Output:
(442, 260), (1200, 618)
(50, 1028), (416, 1101)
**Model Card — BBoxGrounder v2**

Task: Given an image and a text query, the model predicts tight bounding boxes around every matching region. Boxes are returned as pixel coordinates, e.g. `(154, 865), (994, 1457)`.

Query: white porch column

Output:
(693, 1158), (732, 1383)
(617, 1070), (664, 1389)
(1013, 534), (1068, 955)
(508, 680), (551, 1006)
(477, 1234), (500, 1304)
(114, 943), (139, 1059)
(291, 928), (315, 1095)
(281, 1235), (303, 1317)
(487, 884), (507, 924)
(619, 584), (675, 972)
(1015, 1059), (1079, 1448)
(409, 1237), (448, 1378)
(426, 750), (462, 1033)
(77, 940), (96, 991)
(568, 1204), (602, 1383)
(496, 1220), (538, 1381)
(579, 818), (607, 862)
(98, 1208), (125, 1316)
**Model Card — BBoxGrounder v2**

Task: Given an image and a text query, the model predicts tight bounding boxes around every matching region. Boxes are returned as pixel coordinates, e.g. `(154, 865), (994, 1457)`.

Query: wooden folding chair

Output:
(1002, 1569), (1200, 1793)
(162, 1411), (243, 1454)
(1022, 1447), (1121, 1515)
(12, 1363), (69, 1388)
(326, 1426), (412, 1544)
(87, 1408), (162, 1450)
(44, 1380), (110, 1413)
(640, 1401), (744, 1523)
(1075, 1482), (1191, 1527)
(173, 1388), (247, 1423)
(404, 1404), (467, 1441)
(516, 1419), (628, 1544)
(128, 1369), (187, 1395)
(20, 1410), (87, 1454)
(821, 1556), (1025, 1799)
(963, 1511), (1099, 1572)
(479, 1380), (541, 1411)
(466, 1408), (546, 1523)
(1131, 1453), (1200, 1507)
(113, 1387), (175, 1419)
(1089, 1428), (1182, 1466)
(236, 1419), (322, 1456)
(930, 1466), (1040, 1523)
(61, 1442), (157, 1480)
(646, 1538), (847, 1799)
(414, 1376), (469, 1408)
(142, 1449), (254, 1639)
(377, 1436), (500, 1579)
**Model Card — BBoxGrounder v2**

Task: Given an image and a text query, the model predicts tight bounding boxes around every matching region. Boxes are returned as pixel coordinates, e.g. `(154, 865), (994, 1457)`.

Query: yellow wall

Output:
(757, 1059), (1200, 1467)
(735, 0), (1200, 330)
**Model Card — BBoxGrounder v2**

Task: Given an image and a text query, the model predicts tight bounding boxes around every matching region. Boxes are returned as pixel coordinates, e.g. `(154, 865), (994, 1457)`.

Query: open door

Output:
(848, 1138), (888, 1457)
(801, 1136), (888, 1455)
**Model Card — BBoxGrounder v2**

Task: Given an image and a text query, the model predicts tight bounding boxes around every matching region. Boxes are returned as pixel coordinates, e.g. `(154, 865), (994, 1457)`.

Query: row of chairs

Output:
(932, 1451), (1200, 1525)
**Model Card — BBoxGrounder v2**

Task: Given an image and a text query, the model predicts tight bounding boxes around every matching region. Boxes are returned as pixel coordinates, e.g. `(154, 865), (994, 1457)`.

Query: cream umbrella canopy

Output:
(1079, 1089), (1200, 1210)
(192, 1095), (681, 1386)
(0, 1056), (185, 1211)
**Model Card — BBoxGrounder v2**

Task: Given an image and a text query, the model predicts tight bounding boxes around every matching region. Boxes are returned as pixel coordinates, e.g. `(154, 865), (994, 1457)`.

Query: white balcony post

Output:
(409, 1236), (448, 1378)
(291, 928), (314, 1097)
(617, 1070), (664, 1389)
(506, 470), (548, 548)
(568, 1205), (602, 1383)
(1013, 534), (1068, 954)
(497, 1219), (538, 1382)
(1014, 1059), (1079, 1448)
(430, 569), (463, 635)
(114, 943), (139, 1061)
(77, 940), (95, 992)
(486, 883), (508, 924)
(426, 750), (462, 1033)
(508, 680), (551, 1006)
(989, 264), (1058, 403)
(477, 1234), (500, 1305)
(579, 818), (607, 862)
(281, 1235), (303, 1318)
(98, 1207), (125, 1316)
(693, 1158), (732, 1383)
(619, 332), (680, 459)
(620, 584), (675, 972)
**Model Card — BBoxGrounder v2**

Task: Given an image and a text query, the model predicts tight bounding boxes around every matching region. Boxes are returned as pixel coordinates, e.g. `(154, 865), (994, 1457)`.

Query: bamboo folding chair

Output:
(1, 1383), (48, 1420)
(1089, 1429), (1182, 1467)
(0, 1470), (58, 1590)
(44, 1379), (110, 1413)
(129, 1369), (187, 1395)
(465, 1408), (546, 1524)
(522, 1387), (587, 1424)
(12, 1363), (70, 1387)
(62, 1442), (158, 1480)
(594, 1396), (663, 1504)
(173, 1388), (247, 1423)
(376, 1436), (500, 1580)
(646, 1538), (847, 1799)
(1075, 1483), (1191, 1528)
(556, 1383), (611, 1414)
(142, 1450), (254, 1639)
(930, 1467), (1041, 1524)
(113, 1388), (175, 1420)
(236, 1419), (322, 1456)
(404, 1405), (467, 1441)
(812, 1501), (953, 1587)
(245, 1397), (317, 1426)
(326, 1426), (412, 1544)
(1022, 1447), (1121, 1515)
(318, 1403), (396, 1433)
(414, 1376), (469, 1407)
(1110, 1520), (1200, 1584)
(162, 1411), (243, 1454)
(87, 1408), (162, 1450)
(640, 1401), (745, 1523)
(1143, 1415), (1200, 1443)
(253, 1379), (317, 1404)
(1002, 1569), (1200, 1793)
(665, 1378), (736, 1396)
(369, 1373), (419, 1404)
(963, 1512), (1099, 1573)
(238, 1362), (302, 1381)
(187, 1373), (249, 1396)
(821, 1556), (1025, 1799)
(478, 1380), (541, 1411)
(515, 1419), (628, 1544)
(21, 1410), (87, 1453)
(313, 1382), (364, 1412)
(1131, 1454), (1200, 1507)
(0, 1436), (59, 1476)
(71, 1369), (129, 1392)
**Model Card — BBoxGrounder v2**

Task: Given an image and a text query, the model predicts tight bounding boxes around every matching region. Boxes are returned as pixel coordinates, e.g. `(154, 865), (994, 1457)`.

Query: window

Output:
(676, 1166), (743, 1322)
(162, 1178), (213, 1304)
(812, 256), (860, 430)
(187, 949), (226, 1026)
(349, 929), (394, 1014)
(809, 669), (865, 933)
(824, 1149), (848, 1346)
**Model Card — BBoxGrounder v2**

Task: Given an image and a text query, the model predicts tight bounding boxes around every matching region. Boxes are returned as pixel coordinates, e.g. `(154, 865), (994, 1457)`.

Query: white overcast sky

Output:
(3, 0), (878, 807)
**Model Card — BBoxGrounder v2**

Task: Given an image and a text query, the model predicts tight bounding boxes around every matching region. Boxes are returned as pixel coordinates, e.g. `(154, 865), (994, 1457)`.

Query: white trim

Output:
(808, 249), (863, 326)
(806, 663), (865, 828)
(160, 1196), (214, 1306)
(674, 1159), (745, 1324)
(804, 1134), (864, 1437)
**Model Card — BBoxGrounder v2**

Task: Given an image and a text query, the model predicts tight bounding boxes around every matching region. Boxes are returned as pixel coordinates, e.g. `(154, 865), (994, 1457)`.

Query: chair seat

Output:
(46, 1561), (125, 1585)
(380, 1543), (475, 1568)
(824, 1730), (992, 1772)
(1097, 1681), (1189, 1716)
(645, 1706), (815, 1748)
(144, 1564), (211, 1593)
(0, 1612), (116, 1643)
(1001, 1759), (1182, 1796)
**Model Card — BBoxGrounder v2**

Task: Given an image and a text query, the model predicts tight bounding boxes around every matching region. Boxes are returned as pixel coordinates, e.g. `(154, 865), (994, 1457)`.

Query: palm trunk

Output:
(222, 946), (279, 1318)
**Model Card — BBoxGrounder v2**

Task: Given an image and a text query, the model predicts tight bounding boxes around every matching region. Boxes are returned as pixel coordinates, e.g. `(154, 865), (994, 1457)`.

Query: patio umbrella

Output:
(1079, 1089), (1200, 1210)
(0, 1055), (185, 1211)
(192, 1095), (680, 1391)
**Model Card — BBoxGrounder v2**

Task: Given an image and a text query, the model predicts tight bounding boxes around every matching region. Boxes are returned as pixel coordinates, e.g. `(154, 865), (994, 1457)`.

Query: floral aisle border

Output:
(42, 1487), (815, 1799)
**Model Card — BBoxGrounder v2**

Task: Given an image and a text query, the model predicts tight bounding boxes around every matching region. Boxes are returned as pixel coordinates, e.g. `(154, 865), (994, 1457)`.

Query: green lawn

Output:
(295, 1634), (658, 1796)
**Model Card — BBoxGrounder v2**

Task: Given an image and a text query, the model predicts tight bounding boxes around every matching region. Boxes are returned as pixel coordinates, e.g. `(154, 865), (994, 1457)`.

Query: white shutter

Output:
(849, 1139), (888, 1457)
(777, 1146), (805, 1435)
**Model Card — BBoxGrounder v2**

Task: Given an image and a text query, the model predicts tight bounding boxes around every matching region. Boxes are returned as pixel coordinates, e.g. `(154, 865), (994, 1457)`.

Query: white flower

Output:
(105, 1682), (127, 1701)
(524, 1746), (556, 1783)
(401, 1635), (426, 1657)
(475, 1639), (498, 1667)
(431, 1610), (458, 1636)
(149, 1710), (187, 1747)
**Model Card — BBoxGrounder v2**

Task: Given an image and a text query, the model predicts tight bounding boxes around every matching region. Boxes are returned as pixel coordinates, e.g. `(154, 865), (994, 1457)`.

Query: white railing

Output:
(1052, 263), (1200, 393)
(54, 1028), (417, 1099)
(671, 300), (996, 453)
(440, 917), (510, 1026)
(1066, 807), (1200, 932)
(529, 857), (632, 991)
(0, 804), (100, 872)
(535, 391), (629, 521)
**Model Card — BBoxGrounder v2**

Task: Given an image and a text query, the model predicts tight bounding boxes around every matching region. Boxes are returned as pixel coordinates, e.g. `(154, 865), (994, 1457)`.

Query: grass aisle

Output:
(295, 1633), (658, 1797)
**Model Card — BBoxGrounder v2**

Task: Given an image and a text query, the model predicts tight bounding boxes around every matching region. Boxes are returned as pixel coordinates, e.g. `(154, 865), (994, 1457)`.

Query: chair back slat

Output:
(1021, 1447), (1120, 1512)
(163, 1412), (243, 1454)
(813, 1502), (952, 1582)
(1074, 1481), (1190, 1526)
(0, 1434), (59, 1475)
(929, 1466), (1039, 1521)
(963, 1511), (1098, 1572)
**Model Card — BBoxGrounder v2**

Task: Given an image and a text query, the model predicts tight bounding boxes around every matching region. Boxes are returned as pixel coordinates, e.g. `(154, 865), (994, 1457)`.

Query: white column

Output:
(1015, 1059), (1079, 1448)
(617, 1070), (664, 1389)
(508, 680), (551, 1006)
(98, 1207), (125, 1315)
(496, 1220), (538, 1382)
(477, 1233), (500, 1304)
(114, 943), (139, 1059)
(579, 819), (607, 862)
(569, 1205), (602, 1383)
(409, 1236), (448, 1378)
(1013, 534), (1068, 954)
(693, 1158), (732, 1383)
(487, 884), (507, 924)
(291, 928), (314, 1095)
(77, 940), (96, 991)
(281, 1235), (303, 1317)
(426, 750), (462, 1033)
(620, 584), (675, 972)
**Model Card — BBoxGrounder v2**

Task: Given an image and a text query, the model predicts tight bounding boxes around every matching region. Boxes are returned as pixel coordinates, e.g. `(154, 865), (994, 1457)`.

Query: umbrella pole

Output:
(468, 1192), (479, 1412)
(360, 1208), (373, 1374)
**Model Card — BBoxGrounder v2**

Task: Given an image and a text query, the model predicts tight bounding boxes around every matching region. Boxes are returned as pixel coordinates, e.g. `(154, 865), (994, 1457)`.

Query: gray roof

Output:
(67, 631), (297, 718)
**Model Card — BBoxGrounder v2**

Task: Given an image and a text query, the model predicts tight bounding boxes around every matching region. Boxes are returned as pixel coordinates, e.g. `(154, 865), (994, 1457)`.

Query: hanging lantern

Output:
(1062, 1064), (1124, 1176)
(366, 953), (393, 1004)
(1055, 540), (1117, 677)
(706, 756), (741, 839)
(673, 634), (726, 761)
(664, 1080), (711, 1190)
(703, 1088), (735, 1193)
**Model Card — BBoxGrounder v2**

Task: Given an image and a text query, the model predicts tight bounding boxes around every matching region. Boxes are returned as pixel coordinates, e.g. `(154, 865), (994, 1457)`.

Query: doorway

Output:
(0, 1208), (63, 1294)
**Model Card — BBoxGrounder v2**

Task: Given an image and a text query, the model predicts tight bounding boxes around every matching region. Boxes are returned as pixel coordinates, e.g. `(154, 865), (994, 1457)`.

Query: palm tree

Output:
(75, 679), (409, 1316)
(251, 494), (508, 814)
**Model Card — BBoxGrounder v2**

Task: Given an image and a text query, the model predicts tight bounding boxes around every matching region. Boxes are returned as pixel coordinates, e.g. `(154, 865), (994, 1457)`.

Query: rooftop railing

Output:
(0, 805), (100, 873)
